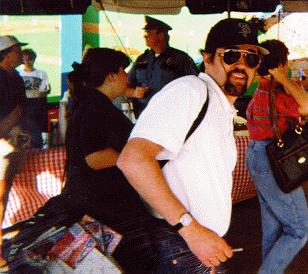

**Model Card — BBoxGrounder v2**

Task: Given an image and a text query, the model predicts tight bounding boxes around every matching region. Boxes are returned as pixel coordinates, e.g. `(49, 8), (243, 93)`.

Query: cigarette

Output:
(232, 248), (244, 252)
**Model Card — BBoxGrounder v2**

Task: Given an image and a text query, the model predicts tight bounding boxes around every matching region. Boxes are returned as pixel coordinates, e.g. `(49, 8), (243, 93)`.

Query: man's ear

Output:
(158, 32), (165, 40)
(202, 51), (212, 65)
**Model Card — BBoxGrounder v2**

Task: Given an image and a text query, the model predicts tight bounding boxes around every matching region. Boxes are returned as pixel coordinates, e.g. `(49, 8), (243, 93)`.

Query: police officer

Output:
(129, 16), (199, 117)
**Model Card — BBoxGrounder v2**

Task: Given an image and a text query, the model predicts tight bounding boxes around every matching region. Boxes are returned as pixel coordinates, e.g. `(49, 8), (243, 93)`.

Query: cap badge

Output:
(238, 22), (251, 38)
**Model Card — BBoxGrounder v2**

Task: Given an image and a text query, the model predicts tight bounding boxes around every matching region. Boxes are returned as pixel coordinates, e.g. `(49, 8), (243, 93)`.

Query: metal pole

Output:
(277, 6), (281, 39)
(227, 0), (231, 18)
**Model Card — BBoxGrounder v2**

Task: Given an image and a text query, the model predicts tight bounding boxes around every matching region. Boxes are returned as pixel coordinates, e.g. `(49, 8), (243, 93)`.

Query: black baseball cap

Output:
(204, 18), (269, 55)
(143, 16), (172, 32)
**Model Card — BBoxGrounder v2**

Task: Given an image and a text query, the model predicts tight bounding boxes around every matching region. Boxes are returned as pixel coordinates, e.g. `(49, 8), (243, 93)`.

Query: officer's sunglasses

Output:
(219, 49), (261, 69)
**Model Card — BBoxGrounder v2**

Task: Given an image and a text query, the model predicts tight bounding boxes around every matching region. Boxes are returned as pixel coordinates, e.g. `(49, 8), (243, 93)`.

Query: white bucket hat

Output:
(0, 35), (28, 52)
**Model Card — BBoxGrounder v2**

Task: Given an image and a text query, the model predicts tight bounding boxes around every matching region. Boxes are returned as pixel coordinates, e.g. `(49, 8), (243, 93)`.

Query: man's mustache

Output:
(224, 68), (249, 97)
(227, 68), (248, 79)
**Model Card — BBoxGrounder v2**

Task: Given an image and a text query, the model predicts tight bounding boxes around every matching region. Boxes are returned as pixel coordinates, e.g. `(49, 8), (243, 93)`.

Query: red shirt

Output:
(246, 77), (300, 140)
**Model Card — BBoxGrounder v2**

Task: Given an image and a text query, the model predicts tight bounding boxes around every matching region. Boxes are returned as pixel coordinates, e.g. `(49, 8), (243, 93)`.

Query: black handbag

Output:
(266, 83), (308, 193)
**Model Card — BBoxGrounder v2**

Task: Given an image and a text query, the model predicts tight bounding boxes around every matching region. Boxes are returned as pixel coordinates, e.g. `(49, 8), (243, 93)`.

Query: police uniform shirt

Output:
(128, 47), (199, 105)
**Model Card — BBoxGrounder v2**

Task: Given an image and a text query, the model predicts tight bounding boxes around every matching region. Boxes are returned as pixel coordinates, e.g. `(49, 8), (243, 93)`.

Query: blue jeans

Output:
(246, 140), (308, 274)
(150, 218), (226, 274)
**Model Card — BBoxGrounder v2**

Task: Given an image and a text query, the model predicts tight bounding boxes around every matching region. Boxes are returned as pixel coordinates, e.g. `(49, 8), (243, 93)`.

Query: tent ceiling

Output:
(0, 0), (307, 15)
(282, 0), (308, 11)
(0, 0), (91, 15)
(94, 1), (308, 14)
(93, 0), (185, 14)
(185, 0), (280, 13)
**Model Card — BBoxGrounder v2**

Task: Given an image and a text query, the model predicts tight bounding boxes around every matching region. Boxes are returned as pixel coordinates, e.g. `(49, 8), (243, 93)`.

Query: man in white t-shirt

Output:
(19, 48), (50, 148)
(117, 18), (269, 273)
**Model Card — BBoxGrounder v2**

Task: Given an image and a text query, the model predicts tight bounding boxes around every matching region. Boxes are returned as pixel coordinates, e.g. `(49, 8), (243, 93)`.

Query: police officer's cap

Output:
(143, 16), (172, 32)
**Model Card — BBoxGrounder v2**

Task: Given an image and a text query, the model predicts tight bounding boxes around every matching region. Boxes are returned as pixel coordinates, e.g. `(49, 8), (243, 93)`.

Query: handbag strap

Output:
(268, 77), (282, 142)
(268, 78), (304, 147)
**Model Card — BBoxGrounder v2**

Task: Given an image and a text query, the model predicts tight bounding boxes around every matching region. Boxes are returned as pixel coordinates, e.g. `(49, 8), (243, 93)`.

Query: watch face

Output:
(181, 213), (193, 226)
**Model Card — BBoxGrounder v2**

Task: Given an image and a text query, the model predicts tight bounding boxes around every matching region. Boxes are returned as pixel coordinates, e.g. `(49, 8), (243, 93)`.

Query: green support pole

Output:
(82, 6), (100, 51)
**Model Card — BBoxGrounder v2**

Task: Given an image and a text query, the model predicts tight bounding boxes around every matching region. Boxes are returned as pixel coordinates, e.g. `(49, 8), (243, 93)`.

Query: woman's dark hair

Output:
(258, 39), (289, 76)
(67, 47), (130, 105)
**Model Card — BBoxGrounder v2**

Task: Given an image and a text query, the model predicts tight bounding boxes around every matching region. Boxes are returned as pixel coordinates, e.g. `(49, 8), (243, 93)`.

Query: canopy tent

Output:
(93, 0), (308, 14)
(92, 0), (185, 14)
(1, 0), (308, 15)
(0, 0), (91, 15)
(260, 12), (308, 60)
(94, 0), (279, 14)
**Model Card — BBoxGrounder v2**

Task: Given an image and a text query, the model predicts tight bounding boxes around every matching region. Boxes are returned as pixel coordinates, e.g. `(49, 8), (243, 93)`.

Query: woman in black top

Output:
(45, 48), (154, 272)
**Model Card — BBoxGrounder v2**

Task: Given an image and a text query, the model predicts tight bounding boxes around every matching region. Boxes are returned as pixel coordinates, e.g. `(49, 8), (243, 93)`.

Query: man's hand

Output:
(126, 86), (150, 98)
(268, 66), (289, 85)
(0, 106), (22, 138)
(179, 220), (233, 267)
(118, 138), (234, 267)
(270, 66), (308, 115)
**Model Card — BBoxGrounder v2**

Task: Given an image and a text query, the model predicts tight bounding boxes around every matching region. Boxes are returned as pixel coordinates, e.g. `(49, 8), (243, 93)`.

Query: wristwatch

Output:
(172, 212), (193, 232)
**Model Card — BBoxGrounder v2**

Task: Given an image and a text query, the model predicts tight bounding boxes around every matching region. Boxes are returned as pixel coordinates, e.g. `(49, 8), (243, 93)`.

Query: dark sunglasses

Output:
(219, 49), (261, 69)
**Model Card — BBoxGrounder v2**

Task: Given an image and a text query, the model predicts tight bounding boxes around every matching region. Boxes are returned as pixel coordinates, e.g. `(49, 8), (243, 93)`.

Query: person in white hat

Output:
(0, 35), (28, 268)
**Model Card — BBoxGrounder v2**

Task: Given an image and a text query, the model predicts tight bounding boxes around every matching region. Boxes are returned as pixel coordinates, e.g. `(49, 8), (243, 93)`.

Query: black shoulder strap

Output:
(159, 92), (209, 168)
(184, 93), (209, 142)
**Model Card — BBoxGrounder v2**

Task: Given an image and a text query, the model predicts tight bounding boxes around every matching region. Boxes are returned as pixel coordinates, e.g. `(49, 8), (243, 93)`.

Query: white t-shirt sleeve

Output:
(130, 75), (207, 160)
(38, 70), (49, 91)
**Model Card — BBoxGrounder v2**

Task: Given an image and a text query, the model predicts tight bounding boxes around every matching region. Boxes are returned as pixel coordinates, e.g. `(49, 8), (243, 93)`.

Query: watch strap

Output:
(172, 222), (184, 232)
(171, 212), (193, 232)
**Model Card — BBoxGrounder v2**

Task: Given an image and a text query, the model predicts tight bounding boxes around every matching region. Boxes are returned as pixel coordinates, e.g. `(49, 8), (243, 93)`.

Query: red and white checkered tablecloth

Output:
(3, 146), (66, 228)
(4, 136), (256, 228)
(232, 136), (256, 203)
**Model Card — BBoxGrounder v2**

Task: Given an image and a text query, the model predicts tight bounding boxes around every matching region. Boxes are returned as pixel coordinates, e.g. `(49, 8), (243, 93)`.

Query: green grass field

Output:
(0, 15), (61, 102)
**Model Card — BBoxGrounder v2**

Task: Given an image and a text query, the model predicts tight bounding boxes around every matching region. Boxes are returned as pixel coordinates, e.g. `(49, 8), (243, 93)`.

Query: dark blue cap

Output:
(143, 16), (172, 32)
